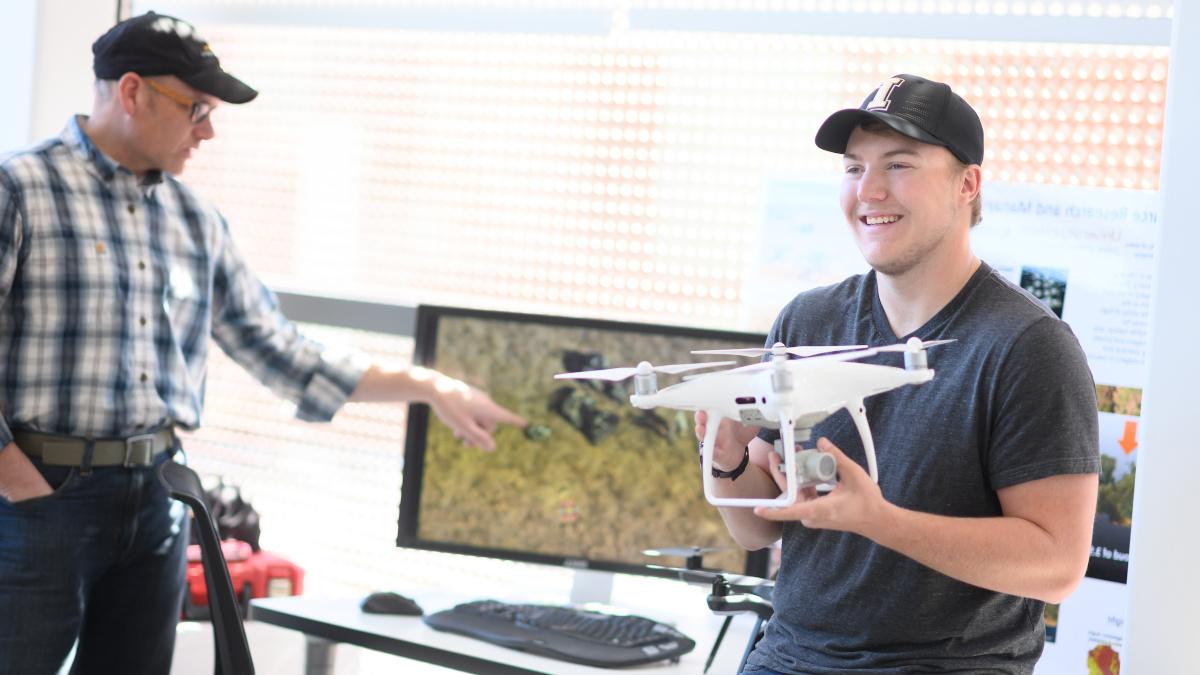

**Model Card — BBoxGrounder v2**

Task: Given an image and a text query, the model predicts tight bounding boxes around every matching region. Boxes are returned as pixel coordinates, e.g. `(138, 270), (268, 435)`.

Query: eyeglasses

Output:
(144, 79), (215, 125)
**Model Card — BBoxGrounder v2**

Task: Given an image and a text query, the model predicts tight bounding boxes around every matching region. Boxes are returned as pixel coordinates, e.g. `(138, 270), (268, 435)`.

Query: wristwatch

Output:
(709, 446), (750, 481)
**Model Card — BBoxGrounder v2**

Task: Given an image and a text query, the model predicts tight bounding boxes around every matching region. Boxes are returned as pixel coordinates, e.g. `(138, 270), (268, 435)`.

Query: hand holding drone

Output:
(555, 337), (953, 508)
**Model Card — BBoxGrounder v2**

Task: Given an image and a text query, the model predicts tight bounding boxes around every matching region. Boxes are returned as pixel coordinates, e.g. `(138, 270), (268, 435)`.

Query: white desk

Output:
(250, 592), (758, 674)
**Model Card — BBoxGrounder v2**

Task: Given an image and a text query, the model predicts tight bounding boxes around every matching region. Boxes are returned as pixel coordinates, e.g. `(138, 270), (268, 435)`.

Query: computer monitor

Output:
(397, 305), (770, 594)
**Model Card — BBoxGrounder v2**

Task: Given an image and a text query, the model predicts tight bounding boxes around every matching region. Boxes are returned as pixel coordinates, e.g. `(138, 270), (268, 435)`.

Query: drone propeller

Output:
(691, 344), (867, 358)
(785, 338), (955, 364)
(645, 564), (769, 588)
(699, 351), (868, 376)
(874, 337), (956, 353)
(701, 338), (956, 374)
(554, 360), (736, 382)
(643, 545), (728, 570)
(694, 361), (773, 377)
(643, 546), (727, 558)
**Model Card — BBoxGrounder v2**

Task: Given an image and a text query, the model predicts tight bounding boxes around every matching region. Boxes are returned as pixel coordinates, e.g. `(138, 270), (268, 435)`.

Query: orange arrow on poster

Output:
(1118, 420), (1138, 455)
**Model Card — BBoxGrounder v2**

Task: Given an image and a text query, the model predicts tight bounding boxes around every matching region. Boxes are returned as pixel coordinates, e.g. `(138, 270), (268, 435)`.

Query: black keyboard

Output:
(424, 599), (696, 668)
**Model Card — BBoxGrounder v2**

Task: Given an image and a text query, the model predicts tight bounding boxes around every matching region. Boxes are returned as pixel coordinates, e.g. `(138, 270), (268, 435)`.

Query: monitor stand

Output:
(568, 568), (614, 606)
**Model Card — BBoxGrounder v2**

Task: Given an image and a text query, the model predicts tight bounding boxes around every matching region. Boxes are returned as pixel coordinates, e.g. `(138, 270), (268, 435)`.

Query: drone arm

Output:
(847, 399), (879, 483)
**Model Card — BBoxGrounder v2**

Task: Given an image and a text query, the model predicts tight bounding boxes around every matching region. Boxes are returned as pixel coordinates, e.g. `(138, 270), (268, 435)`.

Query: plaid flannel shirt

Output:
(0, 116), (366, 446)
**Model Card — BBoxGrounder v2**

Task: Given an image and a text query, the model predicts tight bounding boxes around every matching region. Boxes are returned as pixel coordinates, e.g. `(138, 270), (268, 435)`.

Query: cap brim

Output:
(815, 109), (946, 155)
(181, 68), (258, 104)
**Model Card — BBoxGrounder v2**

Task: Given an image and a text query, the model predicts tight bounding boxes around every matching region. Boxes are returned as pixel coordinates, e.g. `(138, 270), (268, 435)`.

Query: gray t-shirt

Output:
(747, 262), (1099, 675)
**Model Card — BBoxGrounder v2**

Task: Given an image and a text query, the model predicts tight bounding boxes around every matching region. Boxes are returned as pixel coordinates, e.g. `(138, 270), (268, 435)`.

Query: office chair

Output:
(159, 460), (256, 675)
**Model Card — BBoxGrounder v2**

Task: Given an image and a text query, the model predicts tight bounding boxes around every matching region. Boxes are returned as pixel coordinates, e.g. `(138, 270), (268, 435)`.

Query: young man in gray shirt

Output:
(697, 74), (1099, 674)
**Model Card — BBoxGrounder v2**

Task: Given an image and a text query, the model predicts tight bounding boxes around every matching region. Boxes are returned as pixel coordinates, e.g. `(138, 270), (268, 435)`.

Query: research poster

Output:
(974, 182), (1156, 589)
(745, 179), (1159, 674)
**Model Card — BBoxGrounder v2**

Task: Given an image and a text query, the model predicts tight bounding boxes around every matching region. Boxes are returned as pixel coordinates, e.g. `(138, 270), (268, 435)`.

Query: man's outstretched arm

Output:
(350, 365), (526, 451)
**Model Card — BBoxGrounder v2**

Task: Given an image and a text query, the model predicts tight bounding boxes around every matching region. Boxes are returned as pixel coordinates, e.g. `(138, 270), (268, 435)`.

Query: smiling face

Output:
(840, 125), (979, 279)
(130, 76), (218, 176)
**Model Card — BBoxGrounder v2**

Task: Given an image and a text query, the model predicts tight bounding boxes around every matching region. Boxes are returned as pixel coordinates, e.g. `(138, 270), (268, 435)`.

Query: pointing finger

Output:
(490, 405), (527, 428)
(466, 422), (495, 451)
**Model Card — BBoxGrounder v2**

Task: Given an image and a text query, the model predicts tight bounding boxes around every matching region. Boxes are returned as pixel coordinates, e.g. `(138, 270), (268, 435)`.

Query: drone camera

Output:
(798, 450), (838, 483)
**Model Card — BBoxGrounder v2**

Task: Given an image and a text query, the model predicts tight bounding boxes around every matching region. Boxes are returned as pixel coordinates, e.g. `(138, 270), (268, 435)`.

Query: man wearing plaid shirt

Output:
(0, 12), (524, 674)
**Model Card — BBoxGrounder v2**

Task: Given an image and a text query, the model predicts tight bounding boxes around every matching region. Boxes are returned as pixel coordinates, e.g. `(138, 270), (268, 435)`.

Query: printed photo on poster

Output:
(1019, 266), (1068, 319)
(1088, 386), (1140, 583)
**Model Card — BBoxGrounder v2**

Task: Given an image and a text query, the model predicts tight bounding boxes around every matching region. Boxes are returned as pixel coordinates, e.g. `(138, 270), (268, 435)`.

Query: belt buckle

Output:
(124, 433), (157, 467)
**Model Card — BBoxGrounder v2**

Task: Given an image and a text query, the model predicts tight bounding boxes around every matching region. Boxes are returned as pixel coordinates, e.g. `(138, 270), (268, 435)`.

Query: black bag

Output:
(190, 479), (262, 552)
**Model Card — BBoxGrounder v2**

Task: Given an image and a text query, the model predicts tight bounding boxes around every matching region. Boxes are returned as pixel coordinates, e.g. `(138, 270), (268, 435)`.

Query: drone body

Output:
(555, 338), (951, 508)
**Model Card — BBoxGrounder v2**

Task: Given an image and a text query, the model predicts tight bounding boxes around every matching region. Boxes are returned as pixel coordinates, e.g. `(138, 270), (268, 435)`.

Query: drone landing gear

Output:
(702, 418), (837, 508)
(704, 574), (774, 673)
(846, 398), (879, 483)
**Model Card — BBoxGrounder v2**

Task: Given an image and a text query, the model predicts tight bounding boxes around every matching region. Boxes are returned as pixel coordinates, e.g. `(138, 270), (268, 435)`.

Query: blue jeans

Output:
(0, 451), (189, 675)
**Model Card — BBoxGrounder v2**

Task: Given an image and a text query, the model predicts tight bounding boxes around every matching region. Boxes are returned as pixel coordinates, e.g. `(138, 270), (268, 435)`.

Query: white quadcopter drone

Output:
(555, 337), (952, 508)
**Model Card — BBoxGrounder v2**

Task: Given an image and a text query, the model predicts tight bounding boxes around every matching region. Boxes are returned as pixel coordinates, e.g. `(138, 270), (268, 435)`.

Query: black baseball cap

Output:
(815, 74), (983, 165)
(92, 12), (257, 104)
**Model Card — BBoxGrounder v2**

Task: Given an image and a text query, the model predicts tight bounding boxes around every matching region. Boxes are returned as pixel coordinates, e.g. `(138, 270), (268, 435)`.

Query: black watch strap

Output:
(710, 446), (750, 481)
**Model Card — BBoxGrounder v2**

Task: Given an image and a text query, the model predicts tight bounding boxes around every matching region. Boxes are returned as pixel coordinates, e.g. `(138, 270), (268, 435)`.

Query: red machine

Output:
(182, 540), (305, 620)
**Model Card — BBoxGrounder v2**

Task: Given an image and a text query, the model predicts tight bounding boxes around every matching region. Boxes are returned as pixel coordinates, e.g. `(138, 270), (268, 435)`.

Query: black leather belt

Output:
(13, 428), (176, 467)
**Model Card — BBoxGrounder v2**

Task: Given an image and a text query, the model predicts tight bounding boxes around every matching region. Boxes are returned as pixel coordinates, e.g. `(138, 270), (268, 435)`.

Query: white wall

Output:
(1123, 2), (1200, 671)
(0, 1), (38, 152)
(29, 0), (118, 141)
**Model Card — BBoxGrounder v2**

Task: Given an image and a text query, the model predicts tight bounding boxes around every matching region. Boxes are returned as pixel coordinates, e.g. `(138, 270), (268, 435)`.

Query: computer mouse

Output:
(360, 591), (424, 616)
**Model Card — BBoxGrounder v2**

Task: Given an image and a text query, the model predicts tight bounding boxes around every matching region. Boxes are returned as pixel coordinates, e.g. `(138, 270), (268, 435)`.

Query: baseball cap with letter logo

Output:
(815, 74), (984, 165)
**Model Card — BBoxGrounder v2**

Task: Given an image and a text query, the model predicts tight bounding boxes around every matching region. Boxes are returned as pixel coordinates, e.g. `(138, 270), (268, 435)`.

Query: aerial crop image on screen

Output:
(415, 315), (763, 574)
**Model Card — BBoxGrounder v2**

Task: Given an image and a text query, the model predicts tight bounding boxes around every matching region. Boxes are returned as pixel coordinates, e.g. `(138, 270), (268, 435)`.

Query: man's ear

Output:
(959, 164), (982, 205)
(115, 73), (145, 117)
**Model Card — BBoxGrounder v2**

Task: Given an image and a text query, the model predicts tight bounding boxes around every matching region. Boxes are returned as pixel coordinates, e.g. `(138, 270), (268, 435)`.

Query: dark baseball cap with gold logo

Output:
(815, 74), (983, 165)
(92, 12), (257, 104)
